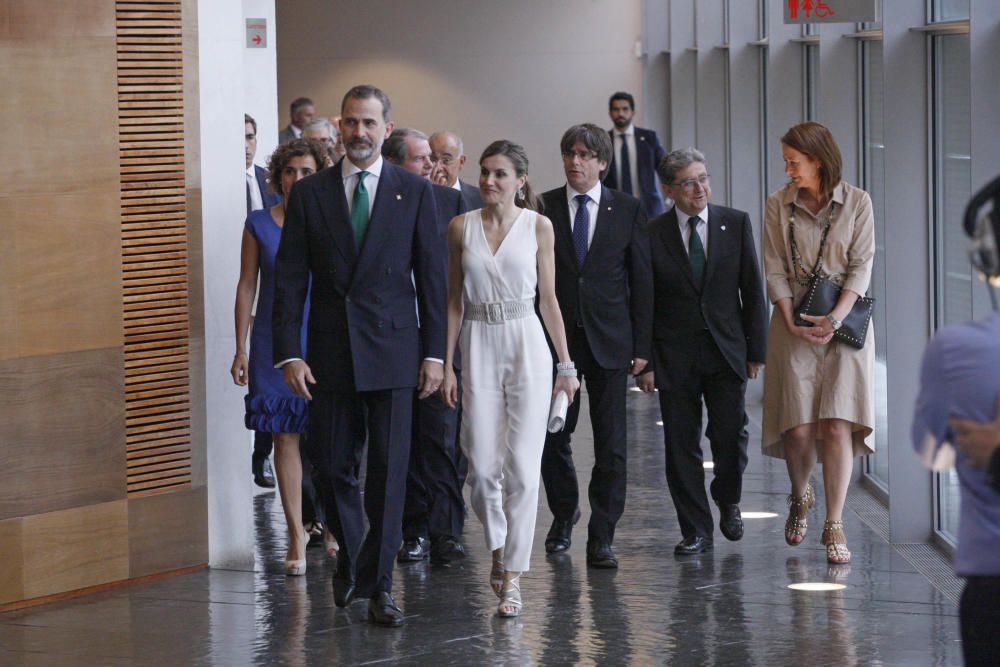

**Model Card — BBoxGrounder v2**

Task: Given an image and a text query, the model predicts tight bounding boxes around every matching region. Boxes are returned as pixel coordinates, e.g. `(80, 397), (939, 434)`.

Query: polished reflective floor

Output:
(1, 391), (963, 665)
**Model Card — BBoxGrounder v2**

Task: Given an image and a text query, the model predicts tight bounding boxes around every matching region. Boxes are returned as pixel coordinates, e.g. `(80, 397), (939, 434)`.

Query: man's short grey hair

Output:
(657, 147), (707, 185)
(382, 128), (428, 163)
(304, 117), (337, 137)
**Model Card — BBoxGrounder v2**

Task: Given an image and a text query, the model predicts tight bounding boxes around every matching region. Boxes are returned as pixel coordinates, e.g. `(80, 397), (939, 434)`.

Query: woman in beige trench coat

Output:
(761, 122), (875, 565)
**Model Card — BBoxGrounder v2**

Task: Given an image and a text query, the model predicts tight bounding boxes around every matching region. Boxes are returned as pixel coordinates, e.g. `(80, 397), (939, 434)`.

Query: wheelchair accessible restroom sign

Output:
(784, 0), (877, 23)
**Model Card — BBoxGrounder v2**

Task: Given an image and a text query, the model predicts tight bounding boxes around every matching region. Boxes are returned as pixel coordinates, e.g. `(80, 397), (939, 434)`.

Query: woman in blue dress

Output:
(231, 138), (328, 575)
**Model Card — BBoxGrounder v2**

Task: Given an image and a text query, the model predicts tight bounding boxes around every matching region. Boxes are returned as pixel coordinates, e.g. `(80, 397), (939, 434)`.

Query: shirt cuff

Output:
(423, 357), (444, 365)
(842, 275), (869, 298)
(767, 280), (794, 303)
(274, 357), (302, 369)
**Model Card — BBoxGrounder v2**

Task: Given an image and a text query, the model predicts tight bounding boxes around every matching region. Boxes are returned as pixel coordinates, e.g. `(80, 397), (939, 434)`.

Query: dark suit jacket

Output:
(254, 164), (282, 209)
(647, 204), (767, 385)
(459, 180), (483, 210)
(431, 183), (467, 234)
(278, 125), (297, 145)
(604, 127), (668, 218)
(541, 185), (653, 369)
(272, 159), (447, 392)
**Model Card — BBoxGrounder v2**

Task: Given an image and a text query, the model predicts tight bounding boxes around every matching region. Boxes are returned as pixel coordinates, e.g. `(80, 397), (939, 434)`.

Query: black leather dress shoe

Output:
(332, 572), (356, 608)
(397, 536), (430, 563)
(368, 592), (405, 627)
(544, 508), (581, 554)
(430, 537), (466, 566)
(252, 456), (276, 488)
(718, 503), (744, 541)
(674, 535), (714, 555)
(586, 542), (619, 569)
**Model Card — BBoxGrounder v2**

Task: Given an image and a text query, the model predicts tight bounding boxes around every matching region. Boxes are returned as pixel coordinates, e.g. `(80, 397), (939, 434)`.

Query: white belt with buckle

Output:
(464, 299), (534, 324)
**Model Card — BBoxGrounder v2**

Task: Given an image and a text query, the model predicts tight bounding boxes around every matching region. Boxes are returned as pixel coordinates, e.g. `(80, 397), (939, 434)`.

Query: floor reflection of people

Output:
(539, 556), (582, 665)
(784, 557), (858, 666)
(666, 557), (712, 665)
(586, 568), (632, 665)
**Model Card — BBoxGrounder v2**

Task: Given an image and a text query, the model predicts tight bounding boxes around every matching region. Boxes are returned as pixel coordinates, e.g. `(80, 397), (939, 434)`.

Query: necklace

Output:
(788, 200), (839, 286)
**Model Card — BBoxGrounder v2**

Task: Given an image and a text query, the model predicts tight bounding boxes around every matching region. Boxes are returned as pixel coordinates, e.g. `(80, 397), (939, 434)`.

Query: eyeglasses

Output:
(561, 150), (600, 162)
(672, 174), (711, 190)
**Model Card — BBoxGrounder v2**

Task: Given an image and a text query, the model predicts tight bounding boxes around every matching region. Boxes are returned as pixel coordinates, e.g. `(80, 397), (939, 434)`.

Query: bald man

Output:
(429, 131), (483, 210)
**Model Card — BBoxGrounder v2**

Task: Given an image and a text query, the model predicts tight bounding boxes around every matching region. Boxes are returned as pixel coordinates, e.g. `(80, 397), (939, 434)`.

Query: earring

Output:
(517, 186), (525, 201)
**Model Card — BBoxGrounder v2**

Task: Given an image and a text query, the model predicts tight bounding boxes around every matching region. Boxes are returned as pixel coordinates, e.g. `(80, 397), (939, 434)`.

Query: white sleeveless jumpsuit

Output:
(459, 208), (553, 572)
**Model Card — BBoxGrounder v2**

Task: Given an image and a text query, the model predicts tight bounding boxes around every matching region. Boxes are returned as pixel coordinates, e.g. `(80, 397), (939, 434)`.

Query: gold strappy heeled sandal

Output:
(821, 520), (851, 564)
(497, 574), (522, 618)
(784, 483), (815, 546)
(490, 549), (505, 598)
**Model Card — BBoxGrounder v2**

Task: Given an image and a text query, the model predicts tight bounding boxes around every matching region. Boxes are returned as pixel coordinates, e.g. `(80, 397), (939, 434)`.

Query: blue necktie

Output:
(572, 194), (590, 268)
(619, 135), (633, 195)
(688, 216), (706, 287)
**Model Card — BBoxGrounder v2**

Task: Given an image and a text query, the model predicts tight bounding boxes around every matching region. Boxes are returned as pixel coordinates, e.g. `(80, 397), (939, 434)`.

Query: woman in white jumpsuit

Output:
(441, 140), (579, 618)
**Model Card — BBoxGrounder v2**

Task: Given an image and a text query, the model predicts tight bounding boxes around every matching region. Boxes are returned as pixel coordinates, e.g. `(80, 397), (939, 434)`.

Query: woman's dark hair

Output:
(781, 121), (843, 199)
(266, 137), (327, 196)
(479, 140), (539, 211)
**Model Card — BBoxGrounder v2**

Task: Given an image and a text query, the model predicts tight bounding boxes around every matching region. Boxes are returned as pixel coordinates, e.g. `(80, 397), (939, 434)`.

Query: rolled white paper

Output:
(547, 391), (569, 433)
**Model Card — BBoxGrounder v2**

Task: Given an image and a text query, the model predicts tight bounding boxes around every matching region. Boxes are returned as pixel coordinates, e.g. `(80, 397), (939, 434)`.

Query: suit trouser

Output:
(541, 330), (628, 544)
(252, 431), (273, 461)
(960, 576), (1000, 667)
(401, 377), (465, 543)
(308, 387), (411, 597)
(657, 331), (748, 540)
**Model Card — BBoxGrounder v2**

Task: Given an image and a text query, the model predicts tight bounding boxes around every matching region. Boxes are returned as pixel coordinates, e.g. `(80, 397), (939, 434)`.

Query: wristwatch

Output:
(826, 314), (843, 331)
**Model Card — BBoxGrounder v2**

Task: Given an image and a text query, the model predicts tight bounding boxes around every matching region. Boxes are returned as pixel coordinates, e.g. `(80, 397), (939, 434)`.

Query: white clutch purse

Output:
(547, 391), (569, 433)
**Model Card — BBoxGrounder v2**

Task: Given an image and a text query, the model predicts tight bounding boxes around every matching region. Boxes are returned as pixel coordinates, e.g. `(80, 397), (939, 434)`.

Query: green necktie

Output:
(351, 170), (370, 247)
(688, 216), (705, 287)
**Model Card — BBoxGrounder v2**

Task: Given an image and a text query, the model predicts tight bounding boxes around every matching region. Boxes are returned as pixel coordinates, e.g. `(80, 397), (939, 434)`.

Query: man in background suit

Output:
(278, 97), (315, 144)
(273, 85), (446, 627)
(603, 91), (668, 219)
(638, 148), (767, 555)
(303, 117), (342, 167)
(430, 130), (483, 210)
(245, 112), (281, 488)
(382, 128), (468, 566)
(540, 123), (653, 569)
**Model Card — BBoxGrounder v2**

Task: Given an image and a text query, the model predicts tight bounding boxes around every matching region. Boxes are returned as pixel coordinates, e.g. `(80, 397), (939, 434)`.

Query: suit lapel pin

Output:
(607, 206), (612, 211)
(395, 193), (402, 200)
(721, 225), (726, 231)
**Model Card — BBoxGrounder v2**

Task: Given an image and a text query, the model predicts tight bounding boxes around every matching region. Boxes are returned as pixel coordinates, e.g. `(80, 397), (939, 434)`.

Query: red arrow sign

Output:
(252, 34), (262, 45)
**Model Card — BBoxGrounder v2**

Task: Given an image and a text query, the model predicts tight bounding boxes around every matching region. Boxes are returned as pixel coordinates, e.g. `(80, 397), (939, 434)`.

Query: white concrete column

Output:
(198, 0), (256, 570)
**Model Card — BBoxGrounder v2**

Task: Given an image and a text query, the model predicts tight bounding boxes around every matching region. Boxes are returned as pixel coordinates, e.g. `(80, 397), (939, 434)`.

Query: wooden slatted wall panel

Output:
(117, 0), (192, 498)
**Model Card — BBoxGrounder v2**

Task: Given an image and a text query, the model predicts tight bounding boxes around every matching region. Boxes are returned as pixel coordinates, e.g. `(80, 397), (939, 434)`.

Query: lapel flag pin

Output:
(395, 194), (402, 200)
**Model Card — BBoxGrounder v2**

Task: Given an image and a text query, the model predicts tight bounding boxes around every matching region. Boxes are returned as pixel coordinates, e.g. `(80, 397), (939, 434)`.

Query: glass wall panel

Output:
(931, 33), (971, 542)
(861, 39), (889, 490)
(932, 0), (970, 22)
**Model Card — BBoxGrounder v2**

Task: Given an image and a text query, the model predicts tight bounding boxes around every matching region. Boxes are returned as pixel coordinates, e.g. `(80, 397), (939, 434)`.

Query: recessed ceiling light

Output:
(741, 511), (779, 519)
(787, 583), (846, 592)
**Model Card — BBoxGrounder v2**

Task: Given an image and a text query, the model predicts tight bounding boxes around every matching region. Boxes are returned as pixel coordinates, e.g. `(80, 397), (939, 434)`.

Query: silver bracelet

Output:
(556, 361), (577, 377)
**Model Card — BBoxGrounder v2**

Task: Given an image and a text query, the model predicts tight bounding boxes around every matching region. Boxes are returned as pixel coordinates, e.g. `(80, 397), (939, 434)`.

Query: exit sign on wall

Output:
(784, 0), (878, 23)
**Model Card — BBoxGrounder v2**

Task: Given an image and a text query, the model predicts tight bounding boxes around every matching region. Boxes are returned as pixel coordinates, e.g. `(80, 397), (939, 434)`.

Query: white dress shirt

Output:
(613, 124), (641, 201)
(342, 155), (382, 217)
(676, 206), (709, 258)
(246, 166), (264, 211)
(566, 182), (602, 249)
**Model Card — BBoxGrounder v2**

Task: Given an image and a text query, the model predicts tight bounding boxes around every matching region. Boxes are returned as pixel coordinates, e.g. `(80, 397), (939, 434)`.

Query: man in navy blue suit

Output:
(603, 92), (668, 219)
(272, 85), (447, 627)
(383, 128), (468, 567)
